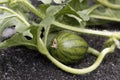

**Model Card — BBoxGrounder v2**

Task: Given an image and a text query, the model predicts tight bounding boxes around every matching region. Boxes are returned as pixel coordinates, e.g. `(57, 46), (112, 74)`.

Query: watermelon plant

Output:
(0, 0), (120, 74)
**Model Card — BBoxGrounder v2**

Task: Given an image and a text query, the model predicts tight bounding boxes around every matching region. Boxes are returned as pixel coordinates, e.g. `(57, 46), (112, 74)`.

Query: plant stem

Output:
(97, 0), (120, 9)
(45, 44), (115, 74)
(18, 0), (45, 19)
(36, 27), (49, 55)
(52, 21), (114, 37)
(90, 15), (120, 22)
(18, 0), (120, 38)
(87, 47), (100, 56)
(44, 26), (50, 46)
(0, 6), (30, 27)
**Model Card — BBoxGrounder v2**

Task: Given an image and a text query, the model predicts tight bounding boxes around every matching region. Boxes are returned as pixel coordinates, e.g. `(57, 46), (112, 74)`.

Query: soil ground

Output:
(0, 1), (120, 80)
(0, 23), (120, 80)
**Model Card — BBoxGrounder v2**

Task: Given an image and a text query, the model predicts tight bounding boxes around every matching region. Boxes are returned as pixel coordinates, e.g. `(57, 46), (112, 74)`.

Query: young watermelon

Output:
(48, 31), (88, 64)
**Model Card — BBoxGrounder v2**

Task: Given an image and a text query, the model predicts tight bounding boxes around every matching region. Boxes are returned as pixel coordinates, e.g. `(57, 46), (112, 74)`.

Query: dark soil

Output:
(0, 1), (120, 80)
(0, 23), (120, 80)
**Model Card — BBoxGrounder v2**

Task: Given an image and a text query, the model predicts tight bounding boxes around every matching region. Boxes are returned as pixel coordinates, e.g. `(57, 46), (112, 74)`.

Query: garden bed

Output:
(0, 23), (120, 80)
(0, 0), (120, 80)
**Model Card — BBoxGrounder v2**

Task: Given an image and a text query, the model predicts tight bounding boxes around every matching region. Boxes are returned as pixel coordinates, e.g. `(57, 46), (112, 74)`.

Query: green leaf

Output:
(56, 5), (79, 17)
(46, 5), (63, 16)
(68, 0), (89, 11)
(55, 5), (87, 27)
(0, 0), (8, 4)
(77, 10), (89, 21)
(8, 0), (31, 13)
(40, 16), (55, 27)
(67, 14), (82, 23)
(40, 5), (63, 27)
(98, 0), (120, 5)
(0, 12), (29, 37)
(109, 0), (120, 4)
(40, 5), (63, 45)
(38, 4), (50, 17)
(15, 10), (30, 23)
(38, 0), (52, 4)
(87, 18), (109, 25)
(66, 14), (86, 27)
(53, 0), (66, 4)
(28, 25), (48, 54)
(0, 26), (42, 49)
(39, 0), (66, 4)
(0, 33), (36, 49)
(56, 15), (80, 26)
(89, 5), (120, 21)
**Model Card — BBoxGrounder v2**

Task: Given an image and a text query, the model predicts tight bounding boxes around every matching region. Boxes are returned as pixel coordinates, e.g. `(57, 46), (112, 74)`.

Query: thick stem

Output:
(44, 26), (50, 46)
(37, 37), (49, 55)
(45, 44), (115, 74)
(36, 27), (49, 55)
(90, 15), (120, 22)
(18, 0), (45, 19)
(52, 21), (114, 37)
(97, 0), (120, 9)
(87, 47), (100, 56)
